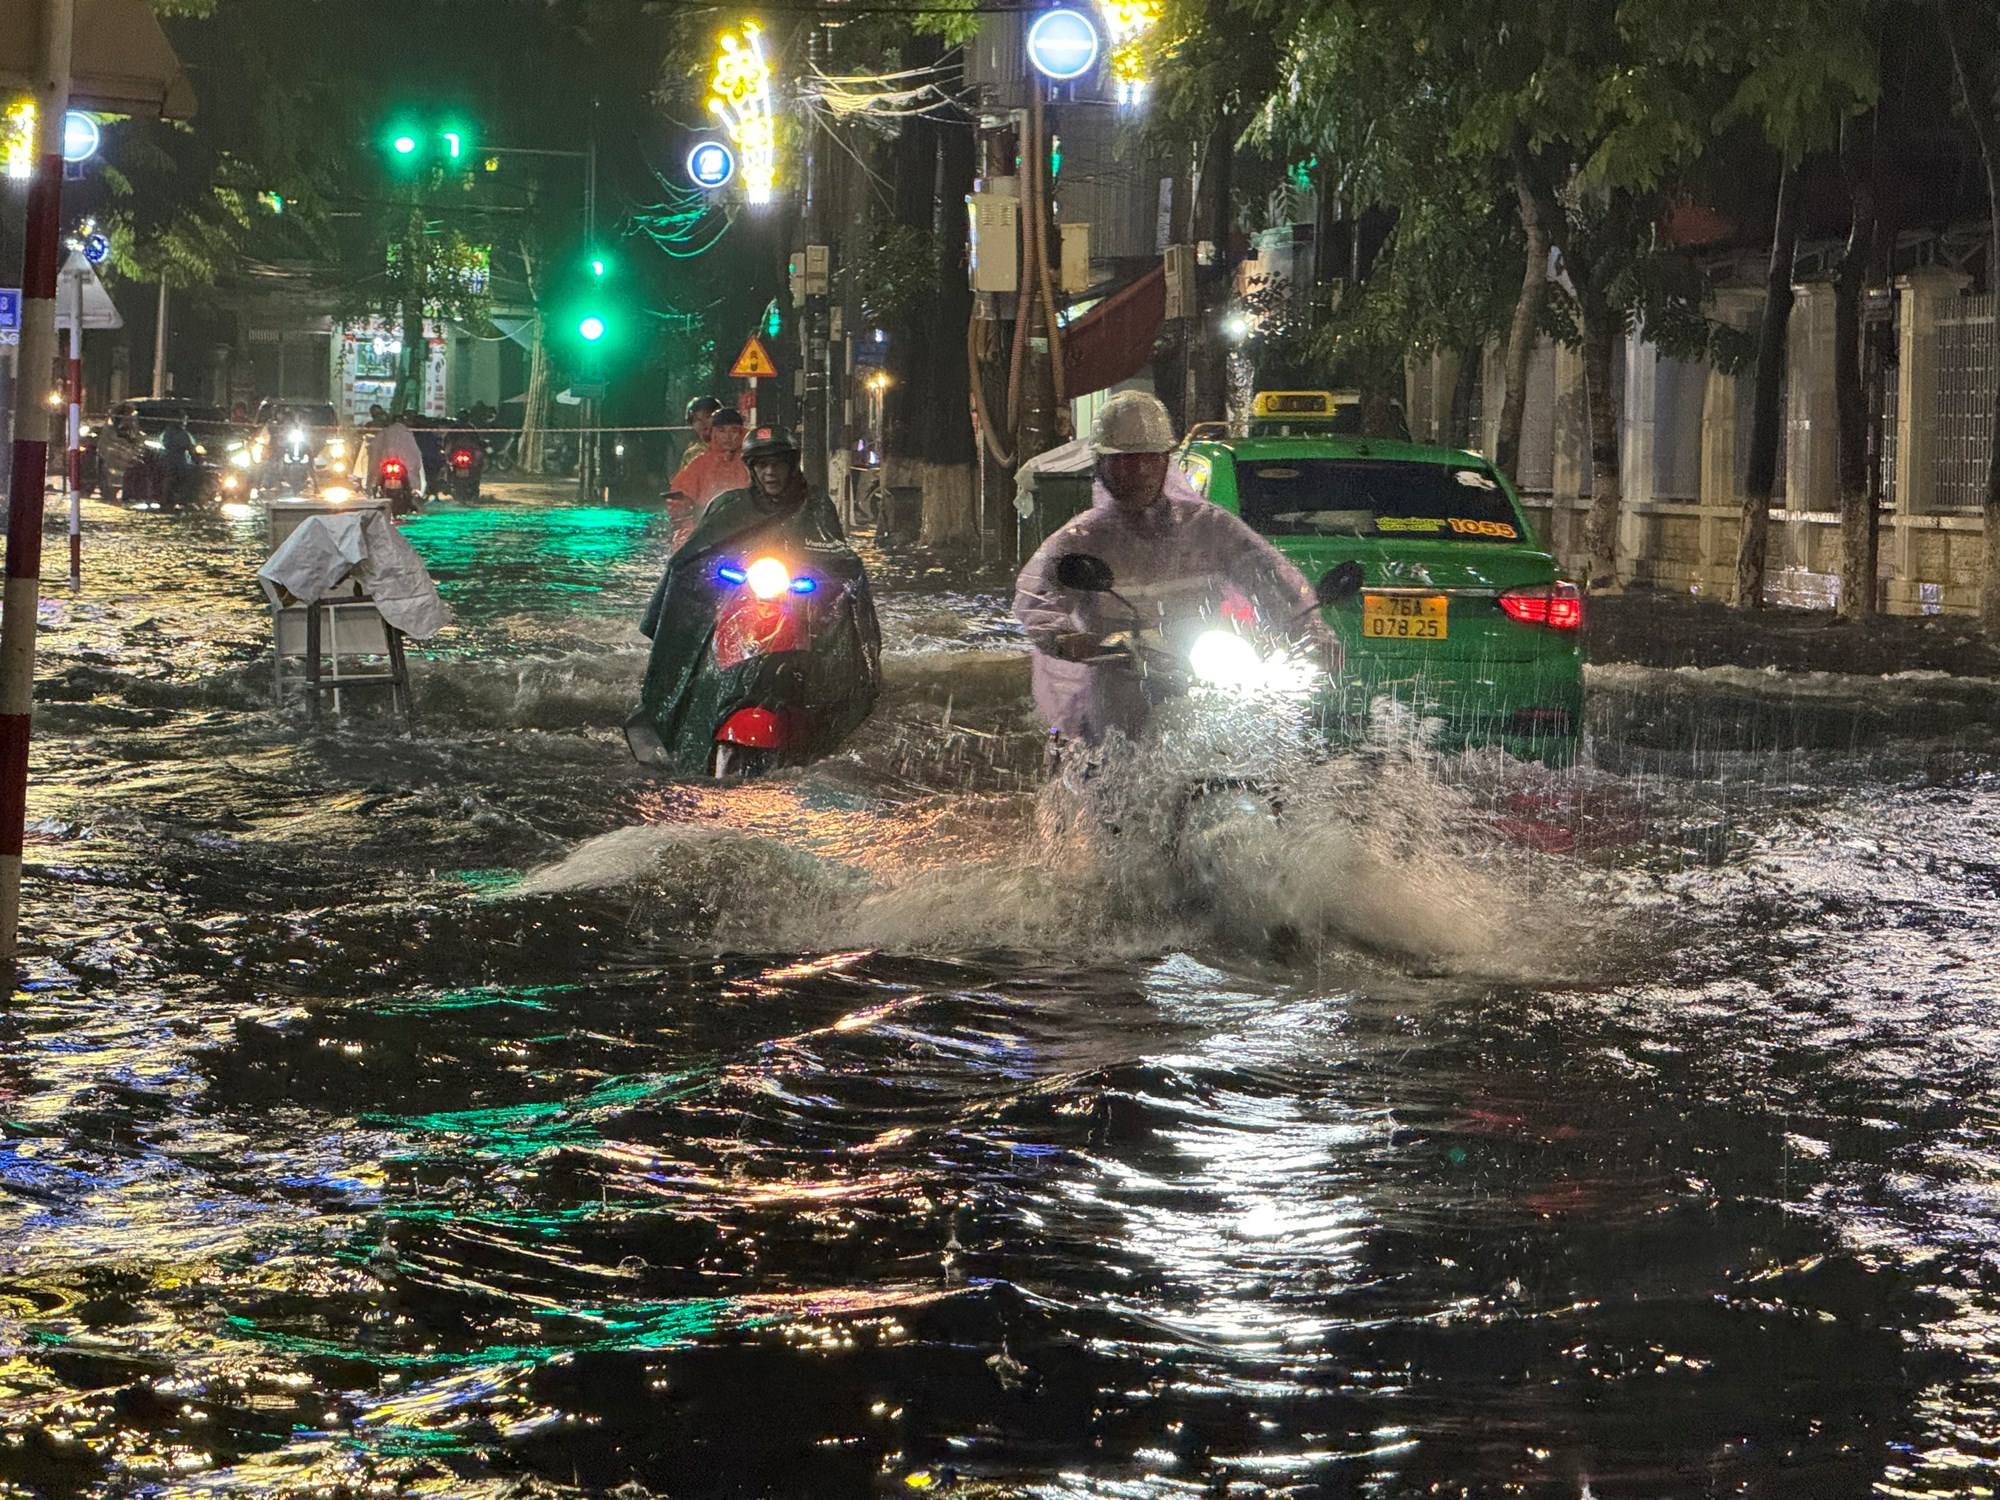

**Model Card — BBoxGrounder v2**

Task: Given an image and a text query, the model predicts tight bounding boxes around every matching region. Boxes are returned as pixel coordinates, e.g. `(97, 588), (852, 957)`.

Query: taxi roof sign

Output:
(1250, 389), (1358, 418)
(730, 335), (778, 380)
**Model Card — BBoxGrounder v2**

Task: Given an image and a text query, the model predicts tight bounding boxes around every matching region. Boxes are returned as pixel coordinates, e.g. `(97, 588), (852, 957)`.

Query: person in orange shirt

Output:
(665, 408), (748, 550)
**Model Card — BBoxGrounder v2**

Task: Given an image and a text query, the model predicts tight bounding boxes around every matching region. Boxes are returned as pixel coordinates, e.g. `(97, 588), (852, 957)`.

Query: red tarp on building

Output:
(1062, 264), (1166, 398)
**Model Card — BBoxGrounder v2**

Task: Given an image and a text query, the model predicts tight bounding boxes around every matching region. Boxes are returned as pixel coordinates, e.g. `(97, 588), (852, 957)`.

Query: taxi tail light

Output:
(1497, 581), (1583, 630)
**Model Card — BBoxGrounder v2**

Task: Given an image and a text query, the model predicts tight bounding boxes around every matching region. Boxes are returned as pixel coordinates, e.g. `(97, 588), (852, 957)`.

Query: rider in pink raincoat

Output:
(1012, 391), (1337, 747)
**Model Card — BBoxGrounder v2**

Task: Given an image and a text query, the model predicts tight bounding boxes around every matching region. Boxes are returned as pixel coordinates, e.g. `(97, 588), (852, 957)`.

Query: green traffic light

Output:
(392, 134), (418, 155)
(591, 258), (606, 277)
(579, 316), (606, 342)
(763, 301), (781, 338)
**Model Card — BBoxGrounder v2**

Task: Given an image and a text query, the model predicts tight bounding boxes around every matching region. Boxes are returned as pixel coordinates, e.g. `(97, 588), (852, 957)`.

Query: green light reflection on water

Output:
(369, 983), (578, 1016)
(398, 507), (660, 578)
(225, 1296), (745, 1369)
(371, 1069), (711, 1160)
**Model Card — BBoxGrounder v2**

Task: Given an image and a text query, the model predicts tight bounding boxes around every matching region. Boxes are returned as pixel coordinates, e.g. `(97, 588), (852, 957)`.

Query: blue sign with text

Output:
(0, 289), (19, 331)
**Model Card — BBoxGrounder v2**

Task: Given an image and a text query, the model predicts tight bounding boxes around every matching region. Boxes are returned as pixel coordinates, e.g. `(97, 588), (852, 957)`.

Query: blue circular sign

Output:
(61, 111), (99, 164)
(1027, 9), (1100, 81)
(687, 140), (736, 190)
(82, 233), (109, 265)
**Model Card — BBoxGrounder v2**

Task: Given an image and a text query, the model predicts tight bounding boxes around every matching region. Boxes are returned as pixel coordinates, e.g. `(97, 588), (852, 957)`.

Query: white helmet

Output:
(1091, 390), (1177, 455)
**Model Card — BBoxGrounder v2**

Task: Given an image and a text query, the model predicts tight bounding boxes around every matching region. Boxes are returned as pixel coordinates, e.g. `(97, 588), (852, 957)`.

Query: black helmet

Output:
(686, 395), (723, 421)
(742, 425), (799, 463)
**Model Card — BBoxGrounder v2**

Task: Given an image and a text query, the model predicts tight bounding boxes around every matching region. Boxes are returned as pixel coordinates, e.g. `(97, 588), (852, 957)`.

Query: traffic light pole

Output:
(0, 0), (74, 963)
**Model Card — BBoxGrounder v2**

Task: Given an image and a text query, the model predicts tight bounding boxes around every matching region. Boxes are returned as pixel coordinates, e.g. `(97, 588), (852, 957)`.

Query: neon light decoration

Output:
(709, 23), (776, 205)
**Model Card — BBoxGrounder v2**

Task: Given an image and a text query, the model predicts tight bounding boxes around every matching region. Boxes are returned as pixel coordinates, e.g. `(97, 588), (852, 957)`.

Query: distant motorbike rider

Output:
(157, 418), (201, 505)
(356, 414), (427, 499)
(681, 395), (723, 468)
(627, 424), (881, 774)
(665, 407), (748, 550)
(1012, 390), (1335, 747)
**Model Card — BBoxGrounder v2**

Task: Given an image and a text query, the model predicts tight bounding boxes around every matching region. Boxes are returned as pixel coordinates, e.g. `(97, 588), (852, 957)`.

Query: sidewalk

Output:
(1587, 590), (2000, 679)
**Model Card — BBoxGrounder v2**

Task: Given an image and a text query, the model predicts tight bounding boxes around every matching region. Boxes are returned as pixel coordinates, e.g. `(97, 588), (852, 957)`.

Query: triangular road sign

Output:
(729, 335), (778, 379)
(55, 250), (123, 331)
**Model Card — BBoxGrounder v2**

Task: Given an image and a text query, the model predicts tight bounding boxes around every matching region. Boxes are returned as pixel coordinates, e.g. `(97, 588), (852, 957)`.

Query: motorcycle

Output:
(373, 456), (419, 517)
(625, 535), (880, 780)
(1049, 553), (1361, 891)
(705, 550), (873, 776)
(446, 441), (482, 501)
(269, 426), (316, 495)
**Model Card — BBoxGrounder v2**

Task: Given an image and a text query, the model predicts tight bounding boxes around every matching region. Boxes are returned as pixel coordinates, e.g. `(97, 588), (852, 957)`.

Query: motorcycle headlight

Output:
(1187, 630), (1263, 689)
(229, 449), (254, 468)
(144, 437), (163, 451)
(193, 444), (208, 457)
(745, 556), (792, 600)
(324, 436), (346, 459)
(287, 427), (305, 446)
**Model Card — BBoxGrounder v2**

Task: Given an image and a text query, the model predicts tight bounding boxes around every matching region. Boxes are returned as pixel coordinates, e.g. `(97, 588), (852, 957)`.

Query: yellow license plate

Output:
(1362, 593), (1449, 640)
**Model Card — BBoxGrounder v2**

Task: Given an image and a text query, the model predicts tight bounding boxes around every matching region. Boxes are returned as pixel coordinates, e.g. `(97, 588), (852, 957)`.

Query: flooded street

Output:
(2, 488), (1998, 1498)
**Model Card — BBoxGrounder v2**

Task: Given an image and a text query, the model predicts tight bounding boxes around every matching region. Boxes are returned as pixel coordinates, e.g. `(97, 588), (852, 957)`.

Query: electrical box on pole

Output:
(967, 193), (1020, 293)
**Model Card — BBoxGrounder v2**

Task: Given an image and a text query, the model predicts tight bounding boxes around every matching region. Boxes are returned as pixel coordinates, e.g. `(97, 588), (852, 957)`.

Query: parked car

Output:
(1177, 427), (1584, 765)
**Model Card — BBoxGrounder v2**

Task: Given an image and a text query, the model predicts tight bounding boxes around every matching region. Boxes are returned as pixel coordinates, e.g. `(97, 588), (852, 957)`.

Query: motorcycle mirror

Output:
(1054, 553), (1116, 593)
(1316, 560), (1365, 607)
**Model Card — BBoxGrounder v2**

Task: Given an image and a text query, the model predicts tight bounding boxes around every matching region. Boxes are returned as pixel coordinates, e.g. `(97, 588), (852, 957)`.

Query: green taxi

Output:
(1179, 420), (1584, 765)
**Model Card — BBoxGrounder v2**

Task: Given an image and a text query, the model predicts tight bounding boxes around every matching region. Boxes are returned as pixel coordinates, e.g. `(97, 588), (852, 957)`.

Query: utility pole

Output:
(800, 22), (832, 497)
(151, 279), (168, 395)
(0, 0), (75, 962)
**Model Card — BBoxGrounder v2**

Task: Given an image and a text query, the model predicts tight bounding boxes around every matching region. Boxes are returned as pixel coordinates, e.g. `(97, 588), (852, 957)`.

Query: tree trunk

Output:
(1941, 1), (2000, 630)
(919, 79), (978, 548)
(1577, 291), (1624, 588)
(1734, 163), (1798, 609)
(1834, 152), (1878, 618)
(1448, 345), (1478, 449)
(1187, 111), (1234, 425)
(1497, 146), (1555, 479)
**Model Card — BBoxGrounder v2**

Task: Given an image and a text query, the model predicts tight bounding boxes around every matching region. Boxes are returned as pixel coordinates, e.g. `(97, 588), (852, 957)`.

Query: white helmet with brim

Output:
(1091, 390), (1177, 455)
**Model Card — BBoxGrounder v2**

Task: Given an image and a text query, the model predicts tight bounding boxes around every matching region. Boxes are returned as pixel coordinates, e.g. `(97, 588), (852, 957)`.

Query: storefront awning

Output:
(0, 0), (197, 119)
(1061, 264), (1165, 399)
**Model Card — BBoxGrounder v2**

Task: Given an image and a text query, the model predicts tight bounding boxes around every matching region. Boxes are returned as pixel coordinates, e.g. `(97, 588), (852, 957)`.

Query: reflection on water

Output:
(0, 494), (1995, 1495)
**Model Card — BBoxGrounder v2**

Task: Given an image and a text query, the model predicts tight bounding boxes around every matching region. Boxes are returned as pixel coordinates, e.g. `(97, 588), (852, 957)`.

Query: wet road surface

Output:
(1, 490), (1998, 1497)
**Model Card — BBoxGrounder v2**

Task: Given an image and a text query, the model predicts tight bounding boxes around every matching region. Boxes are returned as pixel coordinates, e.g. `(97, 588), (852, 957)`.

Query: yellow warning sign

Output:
(729, 336), (778, 379)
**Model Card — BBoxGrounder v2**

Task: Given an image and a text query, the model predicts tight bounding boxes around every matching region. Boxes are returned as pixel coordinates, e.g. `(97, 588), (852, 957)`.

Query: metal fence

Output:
(1933, 293), (1996, 511)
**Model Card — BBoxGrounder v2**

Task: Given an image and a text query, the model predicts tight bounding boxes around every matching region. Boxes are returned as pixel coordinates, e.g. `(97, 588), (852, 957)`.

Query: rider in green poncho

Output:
(626, 425), (881, 775)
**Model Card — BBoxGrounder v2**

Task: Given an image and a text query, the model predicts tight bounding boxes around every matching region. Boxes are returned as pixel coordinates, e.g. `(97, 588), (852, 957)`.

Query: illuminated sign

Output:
(687, 139), (736, 190)
(1027, 9), (1100, 81)
(61, 111), (99, 163)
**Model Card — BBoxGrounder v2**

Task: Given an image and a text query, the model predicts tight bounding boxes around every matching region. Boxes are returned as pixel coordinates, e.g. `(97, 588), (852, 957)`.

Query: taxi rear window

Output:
(1234, 458), (1523, 541)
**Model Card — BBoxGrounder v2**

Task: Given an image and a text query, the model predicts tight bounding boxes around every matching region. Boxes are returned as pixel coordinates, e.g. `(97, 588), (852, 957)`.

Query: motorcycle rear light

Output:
(1497, 581), (1583, 630)
(451, 450), (474, 466)
(382, 459), (406, 480)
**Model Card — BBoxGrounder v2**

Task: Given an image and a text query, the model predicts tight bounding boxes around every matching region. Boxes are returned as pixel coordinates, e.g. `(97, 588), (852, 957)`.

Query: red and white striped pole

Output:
(0, 0), (75, 963)
(64, 260), (80, 587)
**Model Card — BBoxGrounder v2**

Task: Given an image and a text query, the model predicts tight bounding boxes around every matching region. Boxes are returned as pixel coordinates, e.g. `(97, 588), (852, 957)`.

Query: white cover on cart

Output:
(257, 509), (452, 639)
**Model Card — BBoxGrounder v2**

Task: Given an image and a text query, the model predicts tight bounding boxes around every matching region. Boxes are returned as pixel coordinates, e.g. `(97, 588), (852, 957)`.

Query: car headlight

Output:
(1187, 630), (1263, 689)
(230, 449), (254, 468)
(144, 437), (163, 451)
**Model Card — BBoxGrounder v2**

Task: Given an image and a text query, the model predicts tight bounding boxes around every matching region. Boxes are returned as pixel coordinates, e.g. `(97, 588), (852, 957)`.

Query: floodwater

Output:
(2, 487), (1999, 1498)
